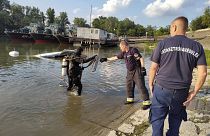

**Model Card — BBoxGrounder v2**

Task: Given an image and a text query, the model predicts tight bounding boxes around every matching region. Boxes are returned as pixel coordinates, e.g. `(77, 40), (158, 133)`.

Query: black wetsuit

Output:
(67, 54), (96, 95)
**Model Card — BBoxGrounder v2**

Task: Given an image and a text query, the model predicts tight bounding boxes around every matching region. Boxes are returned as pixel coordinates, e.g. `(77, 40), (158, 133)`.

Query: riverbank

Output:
(107, 91), (210, 136)
(186, 28), (210, 50)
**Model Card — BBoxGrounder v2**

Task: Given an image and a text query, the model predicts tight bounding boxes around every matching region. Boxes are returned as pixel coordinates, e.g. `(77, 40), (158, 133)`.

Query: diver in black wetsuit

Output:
(67, 47), (97, 96)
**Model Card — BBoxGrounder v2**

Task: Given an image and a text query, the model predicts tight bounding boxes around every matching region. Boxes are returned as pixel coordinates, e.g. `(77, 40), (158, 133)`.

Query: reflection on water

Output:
(0, 42), (209, 136)
(0, 42), (139, 136)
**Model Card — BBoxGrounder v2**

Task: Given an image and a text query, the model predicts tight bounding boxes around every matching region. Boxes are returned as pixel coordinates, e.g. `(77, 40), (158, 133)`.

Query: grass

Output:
(131, 121), (150, 136)
(144, 41), (157, 53)
(205, 50), (210, 66)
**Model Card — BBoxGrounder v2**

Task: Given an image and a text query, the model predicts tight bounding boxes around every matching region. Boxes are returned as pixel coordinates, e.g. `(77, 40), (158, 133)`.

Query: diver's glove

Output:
(100, 58), (108, 63)
(141, 67), (147, 76)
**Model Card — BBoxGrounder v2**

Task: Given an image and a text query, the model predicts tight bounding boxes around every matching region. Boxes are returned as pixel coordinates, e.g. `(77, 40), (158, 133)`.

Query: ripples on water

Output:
(0, 43), (142, 136)
(0, 42), (209, 136)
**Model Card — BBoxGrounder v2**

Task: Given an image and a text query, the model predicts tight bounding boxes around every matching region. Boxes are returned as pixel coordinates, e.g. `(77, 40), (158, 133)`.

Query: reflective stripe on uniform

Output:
(127, 98), (134, 102)
(143, 100), (151, 105)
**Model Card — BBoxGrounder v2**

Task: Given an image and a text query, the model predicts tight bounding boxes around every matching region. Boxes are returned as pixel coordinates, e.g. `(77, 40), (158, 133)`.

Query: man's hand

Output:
(141, 67), (147, 76)
(183, 90), (197, 106)
(100, 58), (108, 63)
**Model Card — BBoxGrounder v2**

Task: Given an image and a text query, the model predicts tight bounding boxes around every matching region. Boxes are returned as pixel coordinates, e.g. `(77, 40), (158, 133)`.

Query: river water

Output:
(0, 42), (209, 136)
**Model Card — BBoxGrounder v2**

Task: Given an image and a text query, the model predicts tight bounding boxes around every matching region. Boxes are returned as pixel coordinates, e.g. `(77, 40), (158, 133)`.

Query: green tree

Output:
(117, 21), (126, 36)
(57, 12), (69, 27)
(22, 6), (42, 26)
(145, 25), (155, 36)
(0, 11), (11, 33)
(123, 18), (135, 29)
(154, 26), (170, 36)
(127, 29), (136, 36)
(92, 16), (107, 30)
(135, 24), (146, 37)
(0, 0), (10, 11)
(92, 18), (100, 28)
(10, 4), (25, 30)
(190, 16), (204, 31)
(104, 16), (118, 33)
(190, 6), (210, 31)
(73, 17), (87, 27)
(30, 7), (42, 23)
(202, 6), (210, 28)
(0, 0), (11, 33)
(40, 11), (45, 24)
(121, 18), (135, 36)
(93, 16), (146, 36)
(46, 8), (55, 25)
(55, 12), (69, 34)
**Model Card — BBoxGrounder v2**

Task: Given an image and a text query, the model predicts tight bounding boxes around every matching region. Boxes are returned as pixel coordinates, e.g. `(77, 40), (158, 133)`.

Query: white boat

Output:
(34, 50), (75, 59)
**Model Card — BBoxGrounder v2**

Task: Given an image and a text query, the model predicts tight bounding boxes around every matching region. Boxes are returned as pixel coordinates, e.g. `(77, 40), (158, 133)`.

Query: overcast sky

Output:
(9, 0), (210, 27)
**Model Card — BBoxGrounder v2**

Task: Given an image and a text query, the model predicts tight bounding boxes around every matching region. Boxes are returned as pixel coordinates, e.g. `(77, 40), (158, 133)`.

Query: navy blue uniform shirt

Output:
(117, 47), (142, 71)
(151, 35), (207, 89)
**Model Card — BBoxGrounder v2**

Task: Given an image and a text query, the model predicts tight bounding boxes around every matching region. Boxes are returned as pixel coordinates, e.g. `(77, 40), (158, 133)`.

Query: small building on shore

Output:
(77, 27), (107, 41)
(76, 27), (118, 46)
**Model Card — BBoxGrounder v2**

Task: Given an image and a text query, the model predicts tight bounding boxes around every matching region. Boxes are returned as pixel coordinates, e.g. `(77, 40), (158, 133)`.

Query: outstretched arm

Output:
(83, 55), (97, 63)
(107, 56), (118, 61)
(183, 65), (207, 106)
(100, 56), (118, 62)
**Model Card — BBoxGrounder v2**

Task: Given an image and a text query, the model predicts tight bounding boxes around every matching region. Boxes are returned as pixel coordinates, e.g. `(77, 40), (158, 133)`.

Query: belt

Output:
(155, 83), (189, 92)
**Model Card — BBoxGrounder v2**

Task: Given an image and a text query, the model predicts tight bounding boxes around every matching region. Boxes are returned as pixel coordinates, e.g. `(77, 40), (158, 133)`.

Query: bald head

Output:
(170, 16), (188, 36)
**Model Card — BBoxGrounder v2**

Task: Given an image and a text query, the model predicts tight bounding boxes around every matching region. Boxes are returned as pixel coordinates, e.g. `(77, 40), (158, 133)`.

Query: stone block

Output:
(205, 100), (210, 111)
(197, 99), (206, 111)
(187, 98), (199, 111)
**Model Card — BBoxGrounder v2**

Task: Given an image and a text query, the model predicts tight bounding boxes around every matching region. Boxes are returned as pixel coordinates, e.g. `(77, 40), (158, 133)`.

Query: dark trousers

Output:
(150, 84), (189, 136)
(126, 67), (149, 101)
(68, 76), (82, 95)
(67, 67), (83, 95)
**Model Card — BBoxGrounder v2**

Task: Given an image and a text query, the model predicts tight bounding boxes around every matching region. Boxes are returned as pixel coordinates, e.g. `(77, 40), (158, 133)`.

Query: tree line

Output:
(0, 0), (70, 34)
(0, 0), (209, 36)
(190, 6), (210, 31)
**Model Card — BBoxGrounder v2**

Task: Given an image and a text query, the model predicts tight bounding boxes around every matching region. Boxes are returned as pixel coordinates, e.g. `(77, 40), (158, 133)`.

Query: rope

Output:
(91, 55), (99, 72)
(82, 58), (96, 69)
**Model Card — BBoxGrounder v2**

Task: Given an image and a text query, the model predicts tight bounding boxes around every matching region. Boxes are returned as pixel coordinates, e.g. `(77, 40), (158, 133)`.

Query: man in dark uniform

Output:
(67, 47), (97, 96)
(149, 16), (207, 136)
(100, 40), (151, 110)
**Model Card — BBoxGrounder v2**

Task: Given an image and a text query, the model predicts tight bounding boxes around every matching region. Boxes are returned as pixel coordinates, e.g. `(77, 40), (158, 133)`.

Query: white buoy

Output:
(9, 50), (19, 57)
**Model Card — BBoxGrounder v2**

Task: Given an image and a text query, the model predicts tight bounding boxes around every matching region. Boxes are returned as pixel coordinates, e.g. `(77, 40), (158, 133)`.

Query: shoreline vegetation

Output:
(0, 1), (209, 40)
(0, 1), (209, 135)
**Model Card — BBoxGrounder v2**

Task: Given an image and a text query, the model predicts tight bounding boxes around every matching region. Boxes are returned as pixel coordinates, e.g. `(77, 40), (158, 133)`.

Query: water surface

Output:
(0, 42), (209, 136)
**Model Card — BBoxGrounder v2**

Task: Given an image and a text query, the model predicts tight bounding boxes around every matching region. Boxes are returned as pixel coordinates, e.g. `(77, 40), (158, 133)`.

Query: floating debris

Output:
(9, 50), (19, 57)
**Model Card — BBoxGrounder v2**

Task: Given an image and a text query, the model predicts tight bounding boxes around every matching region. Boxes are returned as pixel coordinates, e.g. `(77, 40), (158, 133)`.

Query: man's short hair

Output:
(173, 16), (188, 31)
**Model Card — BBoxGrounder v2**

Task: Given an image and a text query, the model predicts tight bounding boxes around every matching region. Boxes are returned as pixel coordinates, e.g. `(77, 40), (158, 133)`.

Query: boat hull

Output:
(6, 32), (34, 43)
(30, 33), (59, 44)
(55, 35), (73, 44)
